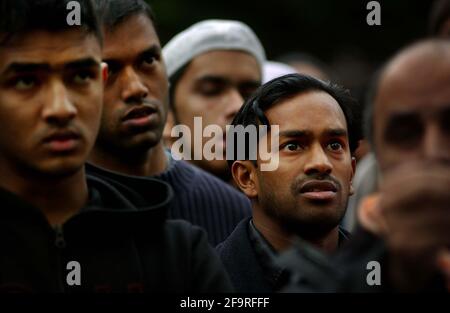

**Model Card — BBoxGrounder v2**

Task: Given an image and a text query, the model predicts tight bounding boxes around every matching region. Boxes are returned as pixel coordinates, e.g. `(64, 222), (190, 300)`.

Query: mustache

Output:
(125, 97), (162, 108)
(37, 125), (83, 143)
(291, 173), (342, 194)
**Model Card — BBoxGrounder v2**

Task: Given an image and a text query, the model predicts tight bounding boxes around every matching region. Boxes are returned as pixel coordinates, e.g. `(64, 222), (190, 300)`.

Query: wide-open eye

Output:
(140, 51), (159, 68)
(327, 141), (344, 152)
(142, 55), (156, 66)
(282, 141), (303, 152)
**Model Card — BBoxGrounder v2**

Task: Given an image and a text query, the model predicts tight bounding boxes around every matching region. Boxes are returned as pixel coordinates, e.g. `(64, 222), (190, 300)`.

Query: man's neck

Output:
(253, 209), (339, 254)
(90, 141), (168, 177)
(0, 166), (88, 226)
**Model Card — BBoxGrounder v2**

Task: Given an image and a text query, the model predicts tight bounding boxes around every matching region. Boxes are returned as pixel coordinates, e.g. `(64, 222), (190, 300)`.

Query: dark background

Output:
(149, 0), (433, 97)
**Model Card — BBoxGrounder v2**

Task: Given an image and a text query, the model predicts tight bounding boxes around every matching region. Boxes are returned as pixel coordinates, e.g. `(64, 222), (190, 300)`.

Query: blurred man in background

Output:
(281, 39), (450, 292)
(163, 20), (266, 183)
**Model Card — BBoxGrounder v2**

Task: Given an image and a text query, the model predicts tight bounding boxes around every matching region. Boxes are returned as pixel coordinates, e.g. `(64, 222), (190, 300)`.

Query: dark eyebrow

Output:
(63, 58), (100, 71)
(196, 75), (230, 86)
(2, 62), (50, 75)
(103, 44), (161, 66)
(2, 58), (100, 76)
(323, 128), (348, 138)
(278, 128), (348, 138)
(138, 45), (161, 58)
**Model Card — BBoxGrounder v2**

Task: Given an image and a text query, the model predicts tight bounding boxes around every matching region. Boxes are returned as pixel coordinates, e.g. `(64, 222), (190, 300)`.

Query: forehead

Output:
(0, 30), (101, 70)
(103, 14), (159, 58)
(376, 53), (450, 118)
(266, 90), (347, 133)
(185, 50), (261, 81)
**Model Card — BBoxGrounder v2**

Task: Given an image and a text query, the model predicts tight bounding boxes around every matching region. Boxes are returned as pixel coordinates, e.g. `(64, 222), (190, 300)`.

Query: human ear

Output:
(231, 160), (258, 198)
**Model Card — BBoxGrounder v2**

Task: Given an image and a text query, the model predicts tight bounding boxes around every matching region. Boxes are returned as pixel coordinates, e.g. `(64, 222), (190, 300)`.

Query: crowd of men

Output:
(0, 0), (449, 293)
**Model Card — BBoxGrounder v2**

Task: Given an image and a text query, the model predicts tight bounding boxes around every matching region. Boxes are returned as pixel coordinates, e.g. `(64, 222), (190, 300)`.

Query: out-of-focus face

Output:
(252, 91), (355, 235)
(438, 18), (450, 38)
(374, 50), (450, 172)
(173, 50), (261, 178)
(97, 14), (168, 154)
(0, 30), (103, 178)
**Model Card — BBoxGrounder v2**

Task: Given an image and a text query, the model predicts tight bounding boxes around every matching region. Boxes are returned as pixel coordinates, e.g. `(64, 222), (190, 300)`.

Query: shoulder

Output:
(159, 219), (234, 292)
(185, 162), (251, 201)
(167, 161), (251, 206)
(163, 219), (208, 244)
(216, 218), (252, 256)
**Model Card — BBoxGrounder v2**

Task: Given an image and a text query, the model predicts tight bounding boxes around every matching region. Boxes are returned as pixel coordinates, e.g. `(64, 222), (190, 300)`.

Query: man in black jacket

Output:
(0, 0), (232, 292)
(217, 74), (361, 292)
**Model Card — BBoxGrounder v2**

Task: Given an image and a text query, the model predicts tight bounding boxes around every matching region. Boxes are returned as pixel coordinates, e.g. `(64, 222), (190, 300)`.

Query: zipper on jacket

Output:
(54, 224), (66, 249)
(54, 224), (67, 292)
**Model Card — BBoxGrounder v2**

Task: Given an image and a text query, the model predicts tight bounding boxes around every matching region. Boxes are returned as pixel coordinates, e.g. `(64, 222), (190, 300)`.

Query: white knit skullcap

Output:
(263, 61), (297, 83)
(163, 19), (266, 78)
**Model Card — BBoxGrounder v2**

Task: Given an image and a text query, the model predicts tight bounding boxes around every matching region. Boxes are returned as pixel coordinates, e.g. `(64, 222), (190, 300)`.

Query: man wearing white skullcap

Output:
(163, 20), (266, 183)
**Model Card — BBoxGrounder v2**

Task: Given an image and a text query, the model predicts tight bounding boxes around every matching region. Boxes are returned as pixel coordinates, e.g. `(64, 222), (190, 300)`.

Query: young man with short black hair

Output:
(217, 73), (361, 292)
(0, 0), (232, 292)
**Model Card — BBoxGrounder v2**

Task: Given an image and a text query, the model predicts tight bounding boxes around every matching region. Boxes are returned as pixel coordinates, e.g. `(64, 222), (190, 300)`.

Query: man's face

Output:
(0, 30), (103, 178)
(438, 18), (450, 38)
(255, 91), (355, 235)
(173, 50), (261, 177)
(374, 55), (450, 171)
(98, 14), (168, 153)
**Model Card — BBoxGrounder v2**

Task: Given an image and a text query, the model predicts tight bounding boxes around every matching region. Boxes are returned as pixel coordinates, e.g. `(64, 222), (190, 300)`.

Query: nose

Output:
(42, 79), (77, 126)
(304, 143), (333, 176)
(423, 123), (450, 163)
(225, 88), (244, 122)
(120, 66), (149, 104)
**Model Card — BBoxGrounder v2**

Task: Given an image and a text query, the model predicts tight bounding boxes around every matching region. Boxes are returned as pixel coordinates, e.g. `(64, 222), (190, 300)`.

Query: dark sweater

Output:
(86, 160), (251, 246)
(0, 173), (233, 292)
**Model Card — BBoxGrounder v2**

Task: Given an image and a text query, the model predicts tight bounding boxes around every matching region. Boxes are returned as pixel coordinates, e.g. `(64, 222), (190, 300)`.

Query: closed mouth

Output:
(43, 130), (80, 143)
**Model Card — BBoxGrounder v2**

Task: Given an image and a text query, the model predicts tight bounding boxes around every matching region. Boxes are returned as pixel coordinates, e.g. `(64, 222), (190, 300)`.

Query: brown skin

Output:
(0, 30), (105, 225)
(90, 14), (169, 176)
(367, 40), (450, 291)
(438, 18), (450, 38)
(232, 91), (355, 253)
(171, 50), (261, 180)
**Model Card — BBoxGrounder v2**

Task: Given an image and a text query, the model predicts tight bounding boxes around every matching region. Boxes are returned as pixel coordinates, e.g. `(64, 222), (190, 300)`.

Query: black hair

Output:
(95, 0), (155, 32)
(228, 73), (362, 168)
(0, 0), (102, 46)
(429, 0), (450, 36)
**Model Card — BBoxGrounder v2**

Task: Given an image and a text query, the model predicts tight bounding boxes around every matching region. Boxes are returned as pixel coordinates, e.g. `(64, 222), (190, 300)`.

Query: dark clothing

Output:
(216, 217), (350, 293)
(279, 226), (447, 292)
(86, 160), (251, 246)
(0, 173), (233, 293)
(247, 220), (287, 291)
